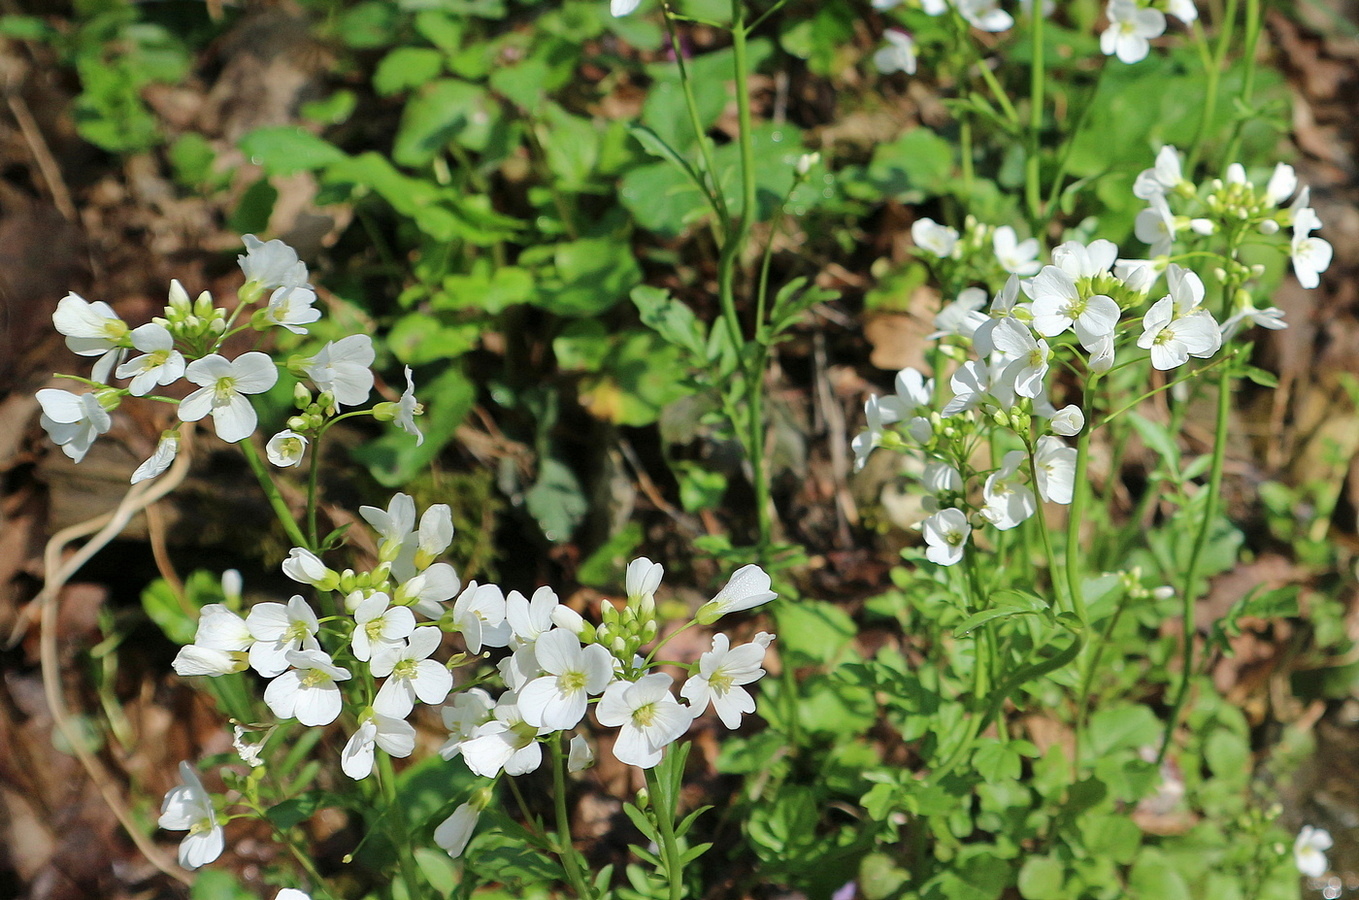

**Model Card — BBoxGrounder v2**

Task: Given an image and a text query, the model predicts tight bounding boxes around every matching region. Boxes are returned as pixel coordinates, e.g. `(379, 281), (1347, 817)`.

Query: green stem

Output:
(644, 765), (687, 900)
(1025, 439), (1069, 615)
(1025, 2), (1046, 227)
(660, 2), (729, 231)
(1186, 0), (1239, 172)
(1072, 583), (1134, 775)
(1063, 393), (1095, 626)
(1157, 366), (1232, 762)
(552, 738), (595, 900)
(377, 754), (424, 900)
(306, 432), (322, 548)
(1223, 0), (1262, 165)
(240, 436), (312, 551)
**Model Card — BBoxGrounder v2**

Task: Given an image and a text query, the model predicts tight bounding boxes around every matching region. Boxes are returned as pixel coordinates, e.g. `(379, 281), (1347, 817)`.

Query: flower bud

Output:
(293, 383), (312, 409)
(551, 605), (585, 634)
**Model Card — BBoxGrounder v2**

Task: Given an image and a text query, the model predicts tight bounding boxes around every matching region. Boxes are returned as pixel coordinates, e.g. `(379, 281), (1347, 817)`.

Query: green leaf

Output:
(140, 579), (199, 646)
(1084, 704), (1161, 758)
(389, 314), (483, 365)
(775, 600), (856, 665)
(374, 47), (446, 96)
(540, 103), (600, 190)
(414, 848), (459, 898)
(189, 870), (255, 900)
(628, 124), (716, 212)
(954, 590), (1052, 637)
(1017, 856), (1066, 900)
(863, 129), (955, 202)
(239, 126), (346, 175)
(350, 367), (475, 487)
(1128, 849), (1192, 900)
(631, 285), (708, 358)
(433, 266), (534, 314)
(622, 802), (659, 842)
(534, 238), (642, 316)
(1127, 412), (1182, 478)
(393, 79), (498, 167)
(266, 791), (335, 830)
(525, 457), (587, 542)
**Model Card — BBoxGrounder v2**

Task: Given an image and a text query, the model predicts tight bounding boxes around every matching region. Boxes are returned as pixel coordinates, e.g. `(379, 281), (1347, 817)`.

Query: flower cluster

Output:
(38, 236), (423, 477)
(1131, 146), (1330, 329)
(166, 499), (777, 866)
(870, 0), (1196, 75)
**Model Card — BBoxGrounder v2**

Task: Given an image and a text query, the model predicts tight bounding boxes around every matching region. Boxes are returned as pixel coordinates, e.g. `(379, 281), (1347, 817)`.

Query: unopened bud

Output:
(293, 383), (311, 408)
(551, 605), (585, 634)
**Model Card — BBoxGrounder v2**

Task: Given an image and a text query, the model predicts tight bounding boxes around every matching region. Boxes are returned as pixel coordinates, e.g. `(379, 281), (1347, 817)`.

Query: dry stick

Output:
(39, 428), (198, 886)
(3, 73), (77, 222)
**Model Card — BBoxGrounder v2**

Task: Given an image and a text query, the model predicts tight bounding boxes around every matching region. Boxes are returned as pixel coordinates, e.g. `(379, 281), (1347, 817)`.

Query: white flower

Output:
(461, 693), (544, 777)
(852, 396), (896, 471)
(351, 592), (416, 662)
(263, 286), (321, 334)
(362, 493), (419, 575)
(395, 563), (462, 619)
(247, 595), (321, 678)
(596, 673), (692, 769)
(372, 626), (454, 718)
(873, 30), (917, 75)
(305, 334), (375, 409)
(957, 0), (1013, 31)
(239, 235), (308, 294)
(266, 430), (308, 468)
(277, 892), (311, 900)
(451, 581), (511, 654)
(507, 586), (561, 647)
(1133, 145), (1186, 200)
(611, 0), (641, 15)
(394, 367), (424, 446)
(1221, 301), (1287, 340)
(912, 218), (960, 258)
(52, 293), (128, 383)
(1165, 264), (1206, 314)
(1033, 436), (1076, 504)
(1028, 267), (1121, 348)
(1166, 0), (1197, 23)
(519, 630), (615, 731)
(192, 603), (253, 652)
(1291, 207), (1332, 290)
(923, 462), (962, 494)
(680, 632), (774, 729)
(989, 317), (1051, 400)
(341, 713), (416, 780)
(172, 645), (250, 676)
(434, 802), (480, 859)
(696, 565), (777, 624)
(568, 734), (595, 772)
(37, 388), (112, 463)
(1100, 0), (1166, 64)
(931, 287), (989, 340)
(981, 452), (1035, 531)
(1049, 405), (1085, 436)
(1294, 825), (1332, 878)
(1052, 239), (1119, 280)
(233, 726), (264, 768)
(282, 547), (340, 591)
(116, 324), (184, 396)
(1264, 162), (1298, 207)
(923, 508), (971, 566)
(993, 226), (1041, 276)
(178, 352), (278, 443)
(440, 688), (497, 760)
(1137, 298), (1221, 370)
(626, 557), (664, 607)
(263, 649), (351, 726)
(159, 762), (224, 869)
(132, 431), (180, 484)
(1134, 193), (1178, 257)
(416, 504), (454, 567)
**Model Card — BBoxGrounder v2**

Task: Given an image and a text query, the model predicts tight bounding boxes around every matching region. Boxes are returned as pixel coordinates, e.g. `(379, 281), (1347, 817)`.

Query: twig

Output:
(39, 427), (198, 885)
(2, 63), (77, 222)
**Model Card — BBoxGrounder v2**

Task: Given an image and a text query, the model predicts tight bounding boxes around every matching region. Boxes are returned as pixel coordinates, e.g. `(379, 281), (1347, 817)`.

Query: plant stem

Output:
(240, 436), (312, 551)
(551, 738), (594, 900)
(1157, 365), (1232, 762)
(644, 764), (687, 900)
(1025, 2), (1046, 228)
(1186, 0), (1239, 172)
(1063, 392), (1096, 627)
(377, 753), (424, 900)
